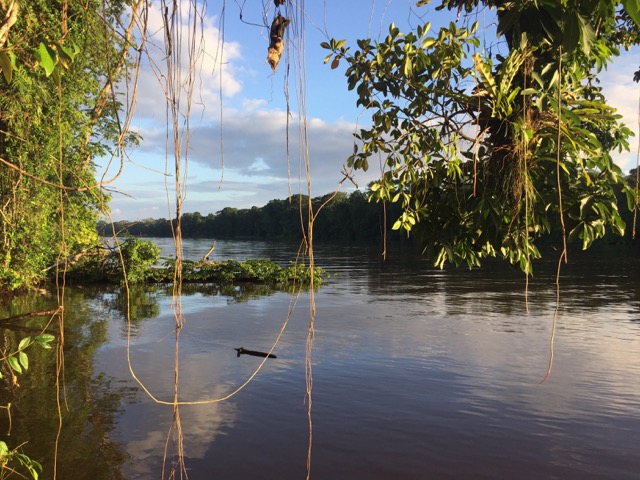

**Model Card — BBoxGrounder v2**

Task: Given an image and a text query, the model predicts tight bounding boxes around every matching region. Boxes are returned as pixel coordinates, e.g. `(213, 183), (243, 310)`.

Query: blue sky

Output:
(99, 0), (640, 221)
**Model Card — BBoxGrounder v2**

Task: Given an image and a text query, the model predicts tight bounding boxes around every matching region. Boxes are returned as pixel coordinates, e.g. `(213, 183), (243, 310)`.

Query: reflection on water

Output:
(2, 240), (640, 479)
(0, 287), (133, 480)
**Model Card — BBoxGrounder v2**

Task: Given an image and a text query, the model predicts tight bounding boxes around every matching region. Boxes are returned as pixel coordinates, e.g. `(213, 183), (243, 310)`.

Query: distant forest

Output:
(98, 183), (640, 252)
(98, 191), (410, 244)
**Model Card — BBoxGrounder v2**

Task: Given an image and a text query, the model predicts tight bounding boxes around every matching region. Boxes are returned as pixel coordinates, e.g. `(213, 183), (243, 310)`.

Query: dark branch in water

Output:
(234, 347), (277, 358)
(0, 309), (60, 325)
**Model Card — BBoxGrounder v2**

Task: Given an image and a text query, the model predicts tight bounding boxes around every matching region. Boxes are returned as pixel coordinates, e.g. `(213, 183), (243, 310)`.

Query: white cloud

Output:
(105, 103), (376, 220)
(248, 157), (270, 172)
(129, 1), (243, 123)
(599, 48), (640, 173)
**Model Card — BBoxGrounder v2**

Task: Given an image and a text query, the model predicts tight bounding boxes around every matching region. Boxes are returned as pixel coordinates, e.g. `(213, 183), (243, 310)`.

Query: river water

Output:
(1, 239), (639, 479)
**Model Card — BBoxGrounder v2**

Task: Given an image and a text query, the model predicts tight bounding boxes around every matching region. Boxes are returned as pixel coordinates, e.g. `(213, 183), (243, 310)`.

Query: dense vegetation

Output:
(0, 2), (139, 474)
(99, 181), (639, 251)
(65, 237), (324, 286)
(1, 0), (640, 477)
(0, 0), (139, 294)
(2, 0), (639, 292)
(324, 0), (640, 272)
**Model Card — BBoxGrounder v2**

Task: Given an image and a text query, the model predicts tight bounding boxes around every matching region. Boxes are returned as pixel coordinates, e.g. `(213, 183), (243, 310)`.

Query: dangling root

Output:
(267, 13), (290, 72)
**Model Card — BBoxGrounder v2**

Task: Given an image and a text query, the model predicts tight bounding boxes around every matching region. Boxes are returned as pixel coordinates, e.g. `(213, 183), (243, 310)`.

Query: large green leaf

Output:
(8, 355), (22, 374)
(34, 42), (56, 76)
(18, 351), (29, 371)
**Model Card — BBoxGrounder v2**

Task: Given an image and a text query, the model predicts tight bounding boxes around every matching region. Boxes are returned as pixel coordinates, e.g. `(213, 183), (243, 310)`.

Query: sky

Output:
(98, 0), (640, 221)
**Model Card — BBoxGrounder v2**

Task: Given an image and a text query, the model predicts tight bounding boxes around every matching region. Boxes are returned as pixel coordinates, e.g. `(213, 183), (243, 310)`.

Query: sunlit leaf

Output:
(34, 42), (56, 76)
(18, 336), (31, 351)
(18, 351), (29, 371)
(472, 53), (497, 99)
(8, 356), (22, 374)
(55, 41), (78, 69)
(404, 56), (413, 76)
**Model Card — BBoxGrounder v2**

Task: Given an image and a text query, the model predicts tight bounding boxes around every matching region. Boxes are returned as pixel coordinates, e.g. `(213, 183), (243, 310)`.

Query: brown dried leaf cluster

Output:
(267, 13), (290, 72)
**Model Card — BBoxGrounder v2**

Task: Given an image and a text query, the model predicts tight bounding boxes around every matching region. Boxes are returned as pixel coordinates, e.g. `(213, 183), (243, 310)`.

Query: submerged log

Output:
(234, 347), (277, 358)
(0, 308), (60, 325)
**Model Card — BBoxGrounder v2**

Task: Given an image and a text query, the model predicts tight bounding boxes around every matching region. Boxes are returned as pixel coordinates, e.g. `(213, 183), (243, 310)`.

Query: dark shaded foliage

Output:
(98, 191), (410, 245)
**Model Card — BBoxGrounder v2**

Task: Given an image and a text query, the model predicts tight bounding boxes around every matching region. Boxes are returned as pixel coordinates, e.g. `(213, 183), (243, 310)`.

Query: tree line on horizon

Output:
(99, 179), (639, 250)
(98, 190), (412, 244)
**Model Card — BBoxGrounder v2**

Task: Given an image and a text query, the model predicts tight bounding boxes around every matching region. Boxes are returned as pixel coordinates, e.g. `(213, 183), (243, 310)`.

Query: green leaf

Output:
(0, 51), (13, 83)
(18, 351), (28, 371)
(55, 42), (78, 69)
(404, 56), (413, 76)
(582, 224), (593, 250)
(52, 67), (61, 83)
(563, 10), (580, 53)
(35, 333), (55, 349)
(612, 214), (626, 236)
(35, 42), (56, 76)
(577, 15), (595, 55)
(8, 355), (22, 374)
(18, 336), (31, 351)
(579, 196), (590, 216)
(473, 53), (497, 99)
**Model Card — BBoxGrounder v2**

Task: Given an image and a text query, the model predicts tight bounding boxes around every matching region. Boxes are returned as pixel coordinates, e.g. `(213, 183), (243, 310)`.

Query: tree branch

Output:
(0, 308), (60, 325)
(0, 0), (18, 49)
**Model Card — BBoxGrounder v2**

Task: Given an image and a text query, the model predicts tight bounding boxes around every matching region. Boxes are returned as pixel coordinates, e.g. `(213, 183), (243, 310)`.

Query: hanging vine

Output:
(2, 0), (640, 478)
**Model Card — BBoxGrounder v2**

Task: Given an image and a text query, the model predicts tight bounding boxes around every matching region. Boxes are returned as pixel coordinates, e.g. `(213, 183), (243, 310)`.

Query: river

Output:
(1, 239), (639, 479)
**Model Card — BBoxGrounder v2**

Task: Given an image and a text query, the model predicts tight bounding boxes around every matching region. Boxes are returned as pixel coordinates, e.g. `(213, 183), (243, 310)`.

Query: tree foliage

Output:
(99, 191), (407, 244)
(0, 0), (139, 292)
(324, 0), (640, 272)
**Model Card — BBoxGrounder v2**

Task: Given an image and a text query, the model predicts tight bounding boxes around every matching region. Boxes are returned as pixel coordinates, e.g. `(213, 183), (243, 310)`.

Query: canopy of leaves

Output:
(324, 0), (640, 273)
